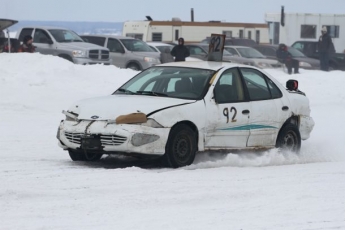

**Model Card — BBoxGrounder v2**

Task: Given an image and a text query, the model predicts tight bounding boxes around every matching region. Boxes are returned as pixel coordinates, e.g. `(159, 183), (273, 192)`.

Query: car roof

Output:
(157, 61), (248, 70)
(80, 34), (134, 39)
(0, 19), (18, 31)
(18, 26), (69, 30)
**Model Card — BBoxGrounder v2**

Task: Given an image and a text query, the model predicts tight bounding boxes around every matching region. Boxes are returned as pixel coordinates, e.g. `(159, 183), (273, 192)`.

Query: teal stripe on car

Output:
(219, 124), (278, 131)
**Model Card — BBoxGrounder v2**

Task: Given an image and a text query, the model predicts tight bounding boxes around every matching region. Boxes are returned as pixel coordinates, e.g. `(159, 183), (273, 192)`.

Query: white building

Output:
(122, 19), (269, 44)
(265, 13), (345, 52)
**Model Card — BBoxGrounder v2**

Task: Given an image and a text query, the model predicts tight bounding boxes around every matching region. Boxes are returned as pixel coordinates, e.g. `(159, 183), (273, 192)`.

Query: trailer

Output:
(122, 19), (269, 44)
(265, 12), (345, 53)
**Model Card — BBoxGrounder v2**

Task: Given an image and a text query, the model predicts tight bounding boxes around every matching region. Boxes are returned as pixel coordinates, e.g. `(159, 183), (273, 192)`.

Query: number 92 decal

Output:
(223, 107), (237, 123)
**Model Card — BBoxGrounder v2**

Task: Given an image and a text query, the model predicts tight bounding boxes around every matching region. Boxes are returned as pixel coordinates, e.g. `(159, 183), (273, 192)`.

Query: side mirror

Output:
(286, 80), (298, 91)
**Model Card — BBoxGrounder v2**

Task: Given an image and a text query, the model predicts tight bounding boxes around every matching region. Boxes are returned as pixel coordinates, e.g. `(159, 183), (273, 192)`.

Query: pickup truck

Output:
(0, 18), (19, 53)
(15, 26), (112, 65)
(291, 41), (345, 71)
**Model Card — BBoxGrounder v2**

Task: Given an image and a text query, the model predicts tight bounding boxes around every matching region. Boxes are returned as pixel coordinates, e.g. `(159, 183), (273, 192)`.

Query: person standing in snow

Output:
(170, 37), (190, 62)
(18, 35), (36, 53)
(318, 26), (334, 71)
(276, 43), (299, 75)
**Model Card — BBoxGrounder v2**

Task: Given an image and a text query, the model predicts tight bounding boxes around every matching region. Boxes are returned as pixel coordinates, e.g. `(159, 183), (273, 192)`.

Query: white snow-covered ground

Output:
(1, 53), (345, 230)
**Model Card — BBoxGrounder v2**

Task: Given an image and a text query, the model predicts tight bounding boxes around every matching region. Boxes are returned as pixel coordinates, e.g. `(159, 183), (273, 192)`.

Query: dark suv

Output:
(291, 41), (345, 71)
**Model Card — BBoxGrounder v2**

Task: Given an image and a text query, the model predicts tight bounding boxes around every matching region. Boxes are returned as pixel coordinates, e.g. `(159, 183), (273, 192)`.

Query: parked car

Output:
(57, 61), (315, 168)
(81, 35), (160, 70)
(15, 26), (111, 65)
(253, 45), (320, 70)
(291, 41), (345, 71)
(0, 18), (19, 53)
(147, 42), (202, 62)
(185, 43), (255, 66)
(201, 37), (257, 46)
(224, 46), (282, 69)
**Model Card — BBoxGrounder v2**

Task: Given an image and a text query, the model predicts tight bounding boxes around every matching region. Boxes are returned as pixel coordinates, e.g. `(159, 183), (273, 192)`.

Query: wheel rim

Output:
(173, 134), (191, 164)
(282, 131), (298, 151)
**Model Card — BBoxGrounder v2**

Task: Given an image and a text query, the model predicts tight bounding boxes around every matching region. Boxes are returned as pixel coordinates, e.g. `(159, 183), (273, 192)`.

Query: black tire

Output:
(68, 149), (86, 161)
(276, 124), (301, 152)
(163, 124), (197, 168)
(68, 150), (103, 161)
(127, 63), (141, 71)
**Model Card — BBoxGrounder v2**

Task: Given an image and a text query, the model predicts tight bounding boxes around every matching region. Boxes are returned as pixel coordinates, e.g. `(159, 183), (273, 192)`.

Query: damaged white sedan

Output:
(57, 62), (315, 168)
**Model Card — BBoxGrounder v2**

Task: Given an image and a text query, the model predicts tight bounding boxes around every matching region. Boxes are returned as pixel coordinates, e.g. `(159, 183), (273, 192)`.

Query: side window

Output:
(267, 78), (282, 99)
(266, 48), (276, 57)
(226, 47), (237, 55)
(189, 46), (206, 55)
(18, 28), (33, 42)
(292, 42), (304, 51)
(83, 36), (106, 46)
(214, 68), (245, 103)
(107, 38), (124, 53)
(240, 68), (271, 101)
(33, 29), (51, 44)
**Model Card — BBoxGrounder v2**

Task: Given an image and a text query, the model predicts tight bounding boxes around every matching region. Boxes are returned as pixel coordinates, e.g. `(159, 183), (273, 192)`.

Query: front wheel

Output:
(276, 124), (301, 152)
(163, 124), (197, 168)
(127, 63), (141, 71)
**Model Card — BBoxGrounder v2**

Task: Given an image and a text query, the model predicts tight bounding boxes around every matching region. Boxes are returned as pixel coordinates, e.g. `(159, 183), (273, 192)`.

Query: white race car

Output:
(57, 62), (315, 168)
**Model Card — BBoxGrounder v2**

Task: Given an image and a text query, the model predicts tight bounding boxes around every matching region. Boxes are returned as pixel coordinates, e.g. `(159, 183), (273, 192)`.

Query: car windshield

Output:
(237, 47), (266, 58)
(287, 47), (306, 57)
(113, 67), (216, 100)
(200, 45), (233, 56)
(48, 29), (84, 42)
(120, 39), (154, 52)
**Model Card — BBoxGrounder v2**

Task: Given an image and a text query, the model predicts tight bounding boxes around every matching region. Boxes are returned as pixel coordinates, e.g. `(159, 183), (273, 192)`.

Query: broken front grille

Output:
(64, 132), (127, 146)
(89, 50), (109, 60)
(100, 134), (127, 146)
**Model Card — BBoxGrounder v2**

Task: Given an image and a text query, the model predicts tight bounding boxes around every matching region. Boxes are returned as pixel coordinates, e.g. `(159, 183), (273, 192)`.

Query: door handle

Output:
(242, 110), (250, 115)
(282, 106), (289, 111)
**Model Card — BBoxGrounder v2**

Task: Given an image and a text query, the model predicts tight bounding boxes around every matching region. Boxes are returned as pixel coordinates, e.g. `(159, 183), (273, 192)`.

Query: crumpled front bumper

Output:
(299, 115), (315, 140)
(57, 120), (170, 156)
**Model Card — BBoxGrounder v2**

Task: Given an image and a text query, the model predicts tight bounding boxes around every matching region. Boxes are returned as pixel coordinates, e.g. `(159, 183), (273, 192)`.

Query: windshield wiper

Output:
(136, 91), (168, 96)
(117, 88), (136, 94)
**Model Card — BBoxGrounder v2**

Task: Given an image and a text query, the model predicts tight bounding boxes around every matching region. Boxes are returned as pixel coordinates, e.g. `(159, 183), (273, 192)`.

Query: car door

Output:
(33, 29), (55, 55)
(205, 67), (251, 149)
(239, 67), (283, 147)
(107, 38), (127, 68)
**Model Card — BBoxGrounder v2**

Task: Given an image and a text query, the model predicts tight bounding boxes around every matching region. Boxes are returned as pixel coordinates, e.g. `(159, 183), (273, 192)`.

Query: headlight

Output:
(72, 50), (86, 57)
(299, 62), (312, 67)
(256, 62), (271, 68)
(144, 57), (160, 63)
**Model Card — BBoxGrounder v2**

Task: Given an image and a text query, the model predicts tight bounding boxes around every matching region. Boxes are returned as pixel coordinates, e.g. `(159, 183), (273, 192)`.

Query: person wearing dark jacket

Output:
(18, 35), (35, 53)
(276, 43), (299, 74)
(318, 26), (334, 71)
(170, 37), (190, 62)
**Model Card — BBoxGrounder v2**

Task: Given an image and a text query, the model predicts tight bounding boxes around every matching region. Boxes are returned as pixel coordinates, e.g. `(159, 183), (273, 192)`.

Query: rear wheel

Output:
(163, 124), (197, 168)
(276, 124), (301, 152)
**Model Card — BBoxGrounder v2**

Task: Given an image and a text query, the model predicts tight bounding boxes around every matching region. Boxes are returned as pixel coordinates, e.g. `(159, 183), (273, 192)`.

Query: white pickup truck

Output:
(16, 26), (112, 65)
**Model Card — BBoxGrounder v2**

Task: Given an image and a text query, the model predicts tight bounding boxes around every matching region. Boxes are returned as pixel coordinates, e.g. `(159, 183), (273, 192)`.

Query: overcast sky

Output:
(1, 0), (344, 23)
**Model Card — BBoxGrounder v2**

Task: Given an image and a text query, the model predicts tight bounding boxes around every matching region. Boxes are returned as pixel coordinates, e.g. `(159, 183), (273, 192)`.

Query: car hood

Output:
(0, 19), (18, 31)
(249, 58), (279, 64)
(58, 42), (108, 51)
(68, 95), (195, 120)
